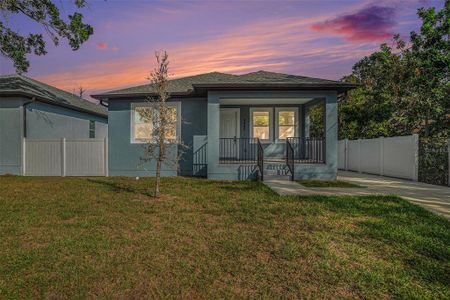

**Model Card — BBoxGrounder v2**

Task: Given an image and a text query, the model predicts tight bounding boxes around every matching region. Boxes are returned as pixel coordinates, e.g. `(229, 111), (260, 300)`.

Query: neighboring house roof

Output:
(91, 70), (358, 100)
(0, 75), (107, 117)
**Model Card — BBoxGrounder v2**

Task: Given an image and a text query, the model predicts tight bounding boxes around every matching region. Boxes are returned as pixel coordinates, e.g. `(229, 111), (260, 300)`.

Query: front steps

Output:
(262, 160), (292, 181)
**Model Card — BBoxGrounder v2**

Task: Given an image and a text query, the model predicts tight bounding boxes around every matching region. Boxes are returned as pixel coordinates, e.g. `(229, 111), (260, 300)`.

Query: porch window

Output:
(276, 108), (298, 141)
(131, 102), (180, 143)
(250, 108), (273, 142)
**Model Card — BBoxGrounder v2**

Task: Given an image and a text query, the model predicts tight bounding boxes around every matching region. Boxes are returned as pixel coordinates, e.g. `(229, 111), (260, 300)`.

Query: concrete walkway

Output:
(264, 171), (450, 219)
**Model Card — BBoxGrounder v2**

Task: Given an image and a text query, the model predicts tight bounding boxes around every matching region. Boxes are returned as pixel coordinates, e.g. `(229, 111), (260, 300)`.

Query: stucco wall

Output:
(0, 97), (23, 175)
(26, 102), (107, 139)
(0, 96), (108, 175)
(107, 98), (207, 176)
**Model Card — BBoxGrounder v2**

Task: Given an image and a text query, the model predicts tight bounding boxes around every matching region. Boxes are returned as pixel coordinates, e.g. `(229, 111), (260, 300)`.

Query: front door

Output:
(220, 108), (240, 160)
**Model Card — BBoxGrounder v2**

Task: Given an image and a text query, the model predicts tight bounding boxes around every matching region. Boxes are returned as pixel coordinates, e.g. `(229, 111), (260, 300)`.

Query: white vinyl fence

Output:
(23, 138), (108, 176)
(338, 134), (419, 181)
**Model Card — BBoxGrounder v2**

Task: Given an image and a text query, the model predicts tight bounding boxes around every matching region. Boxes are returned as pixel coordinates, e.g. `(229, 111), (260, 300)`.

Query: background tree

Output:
(140, 51), (186, 197)
(338, 1), (449, 140)
(0, 0), (93, 73)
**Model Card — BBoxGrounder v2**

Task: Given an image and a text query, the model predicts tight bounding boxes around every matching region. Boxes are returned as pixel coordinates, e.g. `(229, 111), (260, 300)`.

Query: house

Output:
(93, 71), (356, 180)
(0, 75), (108, 175)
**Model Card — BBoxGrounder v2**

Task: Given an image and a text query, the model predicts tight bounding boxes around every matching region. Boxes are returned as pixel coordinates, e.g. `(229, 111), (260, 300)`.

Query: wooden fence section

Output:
(23, 138), (108, 176)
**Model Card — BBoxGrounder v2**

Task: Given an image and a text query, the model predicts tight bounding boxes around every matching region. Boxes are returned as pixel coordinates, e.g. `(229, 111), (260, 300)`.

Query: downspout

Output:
(22, 97), (36, 138)
(99, 99), (108, 108)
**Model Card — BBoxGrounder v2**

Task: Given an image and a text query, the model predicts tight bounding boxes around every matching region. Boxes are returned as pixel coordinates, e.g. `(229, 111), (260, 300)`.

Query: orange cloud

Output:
(36, 4), (378, 96)
(96, 42), (108, 50)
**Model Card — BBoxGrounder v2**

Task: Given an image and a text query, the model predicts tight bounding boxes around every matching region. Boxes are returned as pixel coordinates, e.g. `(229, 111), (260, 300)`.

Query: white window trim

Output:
(275, 107), (298, 143)
(130, 101), (181, 144)
(249, 107), (273, 143)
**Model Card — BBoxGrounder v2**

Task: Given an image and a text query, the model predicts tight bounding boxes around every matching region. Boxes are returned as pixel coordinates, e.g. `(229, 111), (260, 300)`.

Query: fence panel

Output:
(339, 135), (419, 181)
(347, 140), (360, 172)
(360, 138), (382, 174)
(66, 139), (106, 176)
(24, 138), (107, 176)
(338, 140), (346, 169)
(382, 135), (418, 180)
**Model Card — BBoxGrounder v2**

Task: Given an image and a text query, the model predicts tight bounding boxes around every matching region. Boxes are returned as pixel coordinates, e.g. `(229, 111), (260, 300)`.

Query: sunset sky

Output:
(0, 0), (442, 98)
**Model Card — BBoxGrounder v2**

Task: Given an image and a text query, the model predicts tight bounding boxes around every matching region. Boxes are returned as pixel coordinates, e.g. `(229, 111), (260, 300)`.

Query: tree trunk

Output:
(155, 133), (165, 197)
(155, 159), (161, 197)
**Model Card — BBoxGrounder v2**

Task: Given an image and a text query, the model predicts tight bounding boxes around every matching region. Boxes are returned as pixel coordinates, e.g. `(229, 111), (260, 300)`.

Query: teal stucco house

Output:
(93, 71), (356, 180)
(0, 75), (108, 175)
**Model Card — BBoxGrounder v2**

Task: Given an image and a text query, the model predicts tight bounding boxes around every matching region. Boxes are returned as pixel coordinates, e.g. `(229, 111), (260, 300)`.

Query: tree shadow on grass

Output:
(87, 178), (155, 197)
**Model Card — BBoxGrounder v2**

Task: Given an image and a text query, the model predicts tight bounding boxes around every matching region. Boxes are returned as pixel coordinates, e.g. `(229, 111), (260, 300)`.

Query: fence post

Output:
(448, 139), (450, 187)
(412, 134), (419, 181)
(104, 137), (109, 177)
(344, 138), (349, 171)
(358, 138), (362, 173)
(379, 137), (384, 176)
(22, 138), (26, 175)
(61, 138), (66, 177)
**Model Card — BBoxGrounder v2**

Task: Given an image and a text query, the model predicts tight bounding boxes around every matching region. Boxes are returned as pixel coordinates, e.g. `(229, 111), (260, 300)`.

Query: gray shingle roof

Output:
(93, 70), (356, 98)
(0, 75), (107, 117)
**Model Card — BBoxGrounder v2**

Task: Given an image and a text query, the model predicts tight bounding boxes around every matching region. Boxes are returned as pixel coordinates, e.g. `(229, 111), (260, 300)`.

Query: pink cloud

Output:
(96, 42), (108, 50)
(311, 5), (396, 42)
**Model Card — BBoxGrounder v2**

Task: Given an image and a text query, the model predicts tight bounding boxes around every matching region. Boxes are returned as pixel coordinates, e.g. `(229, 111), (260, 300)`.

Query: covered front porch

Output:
(204, 90), (338, 181)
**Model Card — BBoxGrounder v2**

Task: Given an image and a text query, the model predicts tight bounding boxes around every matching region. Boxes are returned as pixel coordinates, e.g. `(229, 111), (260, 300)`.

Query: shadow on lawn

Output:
(87, 178), (155, 197)
(321, 195), (450, 286)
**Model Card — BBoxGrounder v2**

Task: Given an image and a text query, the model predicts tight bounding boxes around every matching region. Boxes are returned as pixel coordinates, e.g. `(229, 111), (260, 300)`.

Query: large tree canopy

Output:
(337, 1), (449, 139)
(0, 0), (93, 73)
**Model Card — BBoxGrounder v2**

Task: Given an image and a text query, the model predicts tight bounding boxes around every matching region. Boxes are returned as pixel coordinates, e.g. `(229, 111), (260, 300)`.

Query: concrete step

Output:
(264, 174), (292, 181)
(263, 163), (291, 176)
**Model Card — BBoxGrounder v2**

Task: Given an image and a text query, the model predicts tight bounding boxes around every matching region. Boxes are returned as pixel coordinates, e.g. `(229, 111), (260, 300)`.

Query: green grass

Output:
(296, 180), (363, 188)
(0, 176), (449, 299)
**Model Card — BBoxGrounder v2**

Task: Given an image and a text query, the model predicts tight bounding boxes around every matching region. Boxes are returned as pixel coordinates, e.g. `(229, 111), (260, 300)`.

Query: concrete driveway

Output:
(338, 171), (450, 219)
(264, 171), (450, 219)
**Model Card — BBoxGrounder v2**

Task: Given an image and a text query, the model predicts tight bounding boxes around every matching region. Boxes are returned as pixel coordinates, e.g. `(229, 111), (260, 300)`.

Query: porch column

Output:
(325, 92), (338, 178)
(304, 107), (310, 138)
(207, 91), (220, 178)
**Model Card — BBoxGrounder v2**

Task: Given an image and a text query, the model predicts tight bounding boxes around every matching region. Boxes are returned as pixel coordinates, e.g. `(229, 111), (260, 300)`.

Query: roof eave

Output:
(91, 83), (359, 100)
(0, 91), (108, 118)
(91, 91), (197, 101)
(192, 83), (359, 93)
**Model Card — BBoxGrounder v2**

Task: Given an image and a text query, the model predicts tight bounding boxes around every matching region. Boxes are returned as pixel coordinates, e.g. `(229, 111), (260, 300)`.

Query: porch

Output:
(198, 90), (338, 181)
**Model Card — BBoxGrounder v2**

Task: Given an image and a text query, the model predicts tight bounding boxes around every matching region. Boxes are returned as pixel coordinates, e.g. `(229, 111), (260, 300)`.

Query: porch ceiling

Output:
(219, 97), (314, 105)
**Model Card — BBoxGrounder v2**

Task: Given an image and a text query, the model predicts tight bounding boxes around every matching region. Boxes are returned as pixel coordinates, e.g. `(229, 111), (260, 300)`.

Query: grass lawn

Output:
(297, 180), (363, 188)
(0, 176), (449, 299)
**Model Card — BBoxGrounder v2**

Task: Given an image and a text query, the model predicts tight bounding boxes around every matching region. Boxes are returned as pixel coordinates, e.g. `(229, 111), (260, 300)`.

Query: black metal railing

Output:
(286, 137), (326, 163)
(219, 137), (258, 163)
(257, 138), (264, 181)
(286, 139), (294, 180)
(193, 142), (207, 177)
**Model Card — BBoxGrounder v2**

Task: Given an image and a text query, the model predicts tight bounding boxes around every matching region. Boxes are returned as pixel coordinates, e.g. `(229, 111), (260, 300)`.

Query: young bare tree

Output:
(139, 51), (185, 197)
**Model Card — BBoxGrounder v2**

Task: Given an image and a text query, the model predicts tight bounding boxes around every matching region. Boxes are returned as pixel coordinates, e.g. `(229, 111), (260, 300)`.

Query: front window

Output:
(277, 109), (297, 140)
(131, 103), (180, 143)
(250, 108), (273, 141)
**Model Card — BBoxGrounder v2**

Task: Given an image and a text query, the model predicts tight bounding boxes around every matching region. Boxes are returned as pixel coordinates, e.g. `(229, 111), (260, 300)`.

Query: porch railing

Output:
(219, 137), (258, 163)
(286, 137), (326, 163)
(257, 138), (264, 181)
(286, 139), (294, 180)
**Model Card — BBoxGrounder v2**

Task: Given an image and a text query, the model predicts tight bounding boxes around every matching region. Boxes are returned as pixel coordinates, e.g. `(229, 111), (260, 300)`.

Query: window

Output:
(275, 108), (298, 141)
(131, 102), (180, 143)
(250, 108), (273, 141)
(89, 120), (95, 138)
